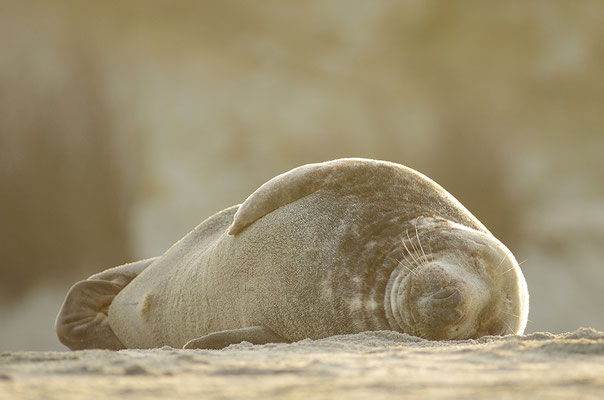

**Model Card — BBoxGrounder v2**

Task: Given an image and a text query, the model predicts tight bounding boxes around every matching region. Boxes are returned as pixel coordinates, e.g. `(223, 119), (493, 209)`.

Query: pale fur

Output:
(57, 158), (529, 349)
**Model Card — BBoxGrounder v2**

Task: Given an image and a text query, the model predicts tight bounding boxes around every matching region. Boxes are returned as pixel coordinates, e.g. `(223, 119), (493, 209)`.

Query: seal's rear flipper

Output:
(183, 326), (289, 350)
(55, 280), (126, 350)
(55, 257), (157, 350)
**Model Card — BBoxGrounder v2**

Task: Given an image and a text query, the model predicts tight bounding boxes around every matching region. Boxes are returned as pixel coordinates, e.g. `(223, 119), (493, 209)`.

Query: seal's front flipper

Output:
(55, 257), (157, 350)
(183, 326), (289, 350)
(228, 158), (412, 235)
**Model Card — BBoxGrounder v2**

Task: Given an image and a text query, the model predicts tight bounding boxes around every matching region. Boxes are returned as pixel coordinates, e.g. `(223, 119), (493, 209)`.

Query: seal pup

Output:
(56, 158), (529, 350)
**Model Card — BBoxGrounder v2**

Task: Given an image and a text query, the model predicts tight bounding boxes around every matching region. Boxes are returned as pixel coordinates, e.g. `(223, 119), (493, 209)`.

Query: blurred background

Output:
(1, 1), (603, 351)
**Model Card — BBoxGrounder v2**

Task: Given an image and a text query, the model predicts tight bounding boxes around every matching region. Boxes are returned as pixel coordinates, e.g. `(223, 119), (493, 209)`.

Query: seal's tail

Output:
(55, 257), (157, 350)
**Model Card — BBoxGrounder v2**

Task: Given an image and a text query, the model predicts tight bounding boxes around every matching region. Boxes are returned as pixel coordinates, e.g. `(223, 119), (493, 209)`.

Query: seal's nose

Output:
(415, 285), (465, 338)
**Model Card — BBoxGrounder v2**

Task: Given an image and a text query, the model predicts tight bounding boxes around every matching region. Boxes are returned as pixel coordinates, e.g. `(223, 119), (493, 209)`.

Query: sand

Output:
(2, 328), (603, 400)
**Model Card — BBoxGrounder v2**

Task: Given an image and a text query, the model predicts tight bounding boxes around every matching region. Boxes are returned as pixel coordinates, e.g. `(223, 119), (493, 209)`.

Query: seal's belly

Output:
(107, 259), (186, 348)
(108, 193), (393, 347)
(205, 193), (390, 341)
(107, 238), (218, 348)
(108, 208), (242, 348)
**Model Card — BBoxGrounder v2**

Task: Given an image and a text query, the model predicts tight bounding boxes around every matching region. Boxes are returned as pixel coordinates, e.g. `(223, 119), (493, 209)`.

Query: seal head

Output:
(385, 217), (529, 340)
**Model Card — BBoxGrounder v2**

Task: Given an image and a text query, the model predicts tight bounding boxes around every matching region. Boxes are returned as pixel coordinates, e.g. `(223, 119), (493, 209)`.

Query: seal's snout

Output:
(416, 286), (465, 328)
(405, 264), (469, 339)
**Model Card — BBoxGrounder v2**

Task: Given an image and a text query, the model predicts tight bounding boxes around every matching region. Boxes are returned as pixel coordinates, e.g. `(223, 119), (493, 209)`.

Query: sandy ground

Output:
(1, 329), (603, 400)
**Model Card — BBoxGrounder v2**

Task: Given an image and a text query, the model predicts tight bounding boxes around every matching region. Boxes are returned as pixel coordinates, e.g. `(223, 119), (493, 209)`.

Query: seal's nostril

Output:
(432, 286), (457, 300)
(430, 286), (462, 308)
(414, 285), (466, 332)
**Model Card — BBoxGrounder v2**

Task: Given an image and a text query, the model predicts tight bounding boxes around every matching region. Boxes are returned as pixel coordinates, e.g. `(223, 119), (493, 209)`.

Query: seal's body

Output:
(56, 158), (529, 350)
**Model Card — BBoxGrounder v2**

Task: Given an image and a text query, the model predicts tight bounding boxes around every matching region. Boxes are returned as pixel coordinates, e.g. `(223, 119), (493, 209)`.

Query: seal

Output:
(55, 158), (529, 350)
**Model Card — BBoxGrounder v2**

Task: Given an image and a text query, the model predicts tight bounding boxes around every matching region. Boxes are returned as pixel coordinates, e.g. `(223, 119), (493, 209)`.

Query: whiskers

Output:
(500, 259), (528, 276)
(393, 257), (418, 276)
(497, 311), (531, 335)
(395, 223), (431, 276)
(501, 309), (532, 325)
(497, 316), (515, 334)
(493, 253), (507, 274)
(495, 255), (528, 277)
